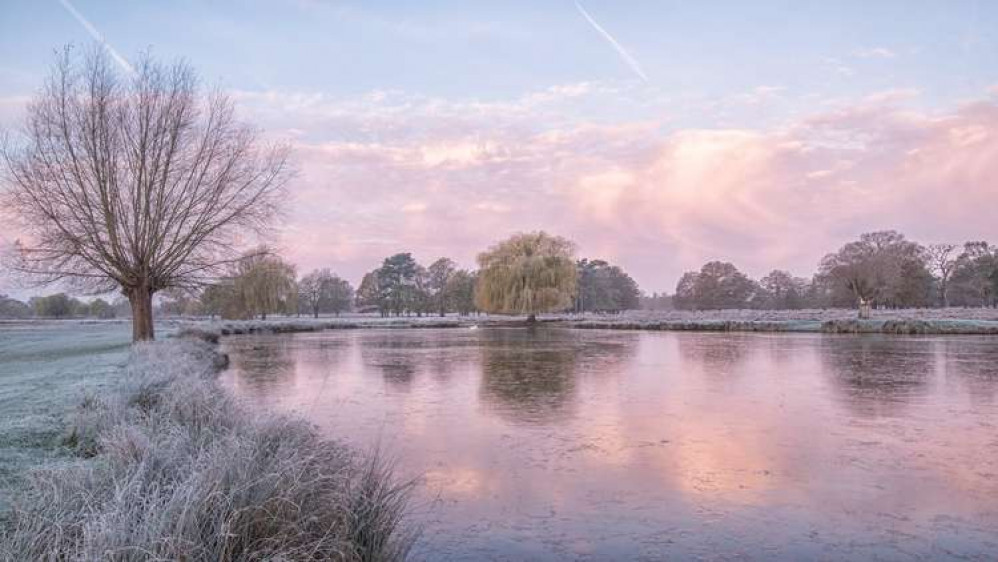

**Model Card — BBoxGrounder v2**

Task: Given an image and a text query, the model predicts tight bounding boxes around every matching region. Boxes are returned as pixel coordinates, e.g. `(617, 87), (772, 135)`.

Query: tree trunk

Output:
(128, 287), (155, 342)
(858, 298), (872, 319)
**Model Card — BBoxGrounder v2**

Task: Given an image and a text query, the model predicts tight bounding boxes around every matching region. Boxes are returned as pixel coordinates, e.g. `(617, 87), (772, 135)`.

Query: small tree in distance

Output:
(475, 231), (578, 323)
(1, 47), (290, 341)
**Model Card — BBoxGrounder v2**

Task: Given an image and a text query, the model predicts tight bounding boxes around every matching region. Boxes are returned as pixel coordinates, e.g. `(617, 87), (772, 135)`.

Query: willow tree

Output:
(475, 232), (578, 322)
(1, 47), (289, 341)
(230, 249), (297, 320)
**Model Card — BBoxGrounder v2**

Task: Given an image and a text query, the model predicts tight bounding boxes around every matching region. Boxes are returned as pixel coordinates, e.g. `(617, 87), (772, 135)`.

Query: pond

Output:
(219, 327), (998, 561)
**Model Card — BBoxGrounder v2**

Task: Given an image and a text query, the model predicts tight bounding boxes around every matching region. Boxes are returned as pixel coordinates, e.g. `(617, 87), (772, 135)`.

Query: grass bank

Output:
(0, 335), (415, 561)
(569, 316), (998, 335)
(183, 308), (998, 337)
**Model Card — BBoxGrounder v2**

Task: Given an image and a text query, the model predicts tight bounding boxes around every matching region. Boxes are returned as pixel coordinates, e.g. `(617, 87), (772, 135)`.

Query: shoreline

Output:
(181, 310), (998, 337)
(567, 318), (998, 335)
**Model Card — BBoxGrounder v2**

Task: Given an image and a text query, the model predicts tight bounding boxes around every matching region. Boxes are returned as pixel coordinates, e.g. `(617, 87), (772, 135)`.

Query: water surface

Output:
(219, 328), (998, 561)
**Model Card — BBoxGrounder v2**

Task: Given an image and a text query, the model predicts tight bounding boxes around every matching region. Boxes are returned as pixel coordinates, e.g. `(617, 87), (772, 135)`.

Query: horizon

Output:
(2, 0), (998, 298)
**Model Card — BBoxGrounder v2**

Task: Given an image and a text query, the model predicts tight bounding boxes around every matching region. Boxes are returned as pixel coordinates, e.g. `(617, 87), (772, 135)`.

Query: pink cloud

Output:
(3, 85), (997, 295)
(274, 92), (998, 292)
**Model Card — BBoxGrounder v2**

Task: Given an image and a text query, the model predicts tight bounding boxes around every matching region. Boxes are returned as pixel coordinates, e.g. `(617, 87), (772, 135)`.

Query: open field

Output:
(0, 321), (134, 513)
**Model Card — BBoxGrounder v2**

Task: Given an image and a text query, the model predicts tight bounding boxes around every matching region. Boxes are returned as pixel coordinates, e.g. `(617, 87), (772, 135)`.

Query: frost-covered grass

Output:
(1, 335), (415, 561)
(0, 321), (134, 513)
(567, 308), (998, 334)
(182, 308), (998, 337)
(184, 313), (520, 338)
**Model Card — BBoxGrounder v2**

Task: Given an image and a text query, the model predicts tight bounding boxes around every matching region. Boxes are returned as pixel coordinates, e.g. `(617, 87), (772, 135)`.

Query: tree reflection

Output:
(819, 336), (933, 417)
(477, 329), (636, 425)
(937, 338), (998, 406)
(359, 334), (427, 391)
(478, 346), (576, 422)
(677, 333), (751, 377)
(225, 335), (296, 396)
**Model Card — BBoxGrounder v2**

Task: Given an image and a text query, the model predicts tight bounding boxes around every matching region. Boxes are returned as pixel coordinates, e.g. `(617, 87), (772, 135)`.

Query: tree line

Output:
(674, 231), (998, 316)
(154, 239), (640, 321)
(0, 293), (130, 319)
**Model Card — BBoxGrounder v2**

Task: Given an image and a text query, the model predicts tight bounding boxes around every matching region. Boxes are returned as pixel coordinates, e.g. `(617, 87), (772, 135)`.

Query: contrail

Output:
(575, 1), (648, 82)
(57, 0), (135, 74)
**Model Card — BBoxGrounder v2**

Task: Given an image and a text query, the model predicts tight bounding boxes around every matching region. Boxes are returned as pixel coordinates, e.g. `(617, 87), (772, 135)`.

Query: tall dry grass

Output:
(1, 338), (415, 561)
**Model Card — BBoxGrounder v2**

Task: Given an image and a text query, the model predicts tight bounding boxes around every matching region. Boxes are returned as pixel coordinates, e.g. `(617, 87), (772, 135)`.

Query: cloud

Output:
(852, 47), (897, 59)
(264, 87), (998, 292)
(4, 79), (997, 294)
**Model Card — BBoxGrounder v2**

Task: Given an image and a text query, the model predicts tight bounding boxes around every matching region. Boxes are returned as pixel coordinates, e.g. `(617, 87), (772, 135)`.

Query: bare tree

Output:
(426, 257), (456, 316)
(926, 243), (957, 307)
(298, 268), (353, 318)
(1, 47), (290, 341)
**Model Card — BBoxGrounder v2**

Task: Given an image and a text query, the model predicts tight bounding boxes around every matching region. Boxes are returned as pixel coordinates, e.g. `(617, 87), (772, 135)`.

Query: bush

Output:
(1, 340), (415, 561)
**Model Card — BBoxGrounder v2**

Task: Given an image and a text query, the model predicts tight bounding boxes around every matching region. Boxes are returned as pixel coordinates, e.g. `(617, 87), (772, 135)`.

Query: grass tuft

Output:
(1, 339), (415, 561)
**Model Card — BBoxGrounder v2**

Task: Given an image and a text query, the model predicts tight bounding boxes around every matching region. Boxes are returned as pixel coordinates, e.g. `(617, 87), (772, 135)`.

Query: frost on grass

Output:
(1, 339), (415, 561)
(568, 308), (998, 335)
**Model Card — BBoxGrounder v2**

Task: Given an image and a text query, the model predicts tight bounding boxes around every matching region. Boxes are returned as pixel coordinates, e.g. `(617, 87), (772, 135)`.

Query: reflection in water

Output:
(479, 329), (582, 425)
(819, 337), (933, 417)
(224, 336), (296, 395)
(677, 333), (751, 375)
(938, 338), (998, 406)
(219, 329), (998, 561)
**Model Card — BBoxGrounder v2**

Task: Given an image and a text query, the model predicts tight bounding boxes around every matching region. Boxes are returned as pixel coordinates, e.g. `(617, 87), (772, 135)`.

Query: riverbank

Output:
(181, 308), (998, 337)
(566, 308), (998, 335)
(0, 333), (414, 560)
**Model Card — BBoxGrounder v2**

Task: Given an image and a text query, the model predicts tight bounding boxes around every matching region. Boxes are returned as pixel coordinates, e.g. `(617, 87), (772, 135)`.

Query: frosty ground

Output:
(0, 321), (412, 560)
(185, 307), (998, 337)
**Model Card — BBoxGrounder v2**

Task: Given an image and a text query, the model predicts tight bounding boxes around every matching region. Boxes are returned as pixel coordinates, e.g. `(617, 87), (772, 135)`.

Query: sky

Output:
(1, 0), (997, 295)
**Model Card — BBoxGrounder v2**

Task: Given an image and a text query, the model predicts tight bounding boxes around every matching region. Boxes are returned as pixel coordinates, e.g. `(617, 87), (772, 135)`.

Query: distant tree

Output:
(949, 242), (997, 307)
(1, 48), (289, 341)
(198, 283), (230, 319)
(297, 269), (351, 318)
(377, 253), (420, 316)
(672, 271), (700, 310)
(426, 258), (457, 316)
(445, 269), (477, 315)
(0, 294), (32, 318)
(926, 243), (958, 307)
(574, 259), (641, 313)
(759, 270), (808, 310)
(230, 249), (297, 320)
(639, 291), (672, 311)
(88, 298), (115, 319)
(31, 293), (74, 318)
(326, 275), (354, 316)
(355, 271), (383, 315)
(411, 264), (432, 317)
(475, 232), (577, 322)
(69, 297), (90, 317)
(111, 297), (132, 319)
(819, 231), (928, 317)
(694, 261), (758, 310)
(158, 288), (198, 317)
